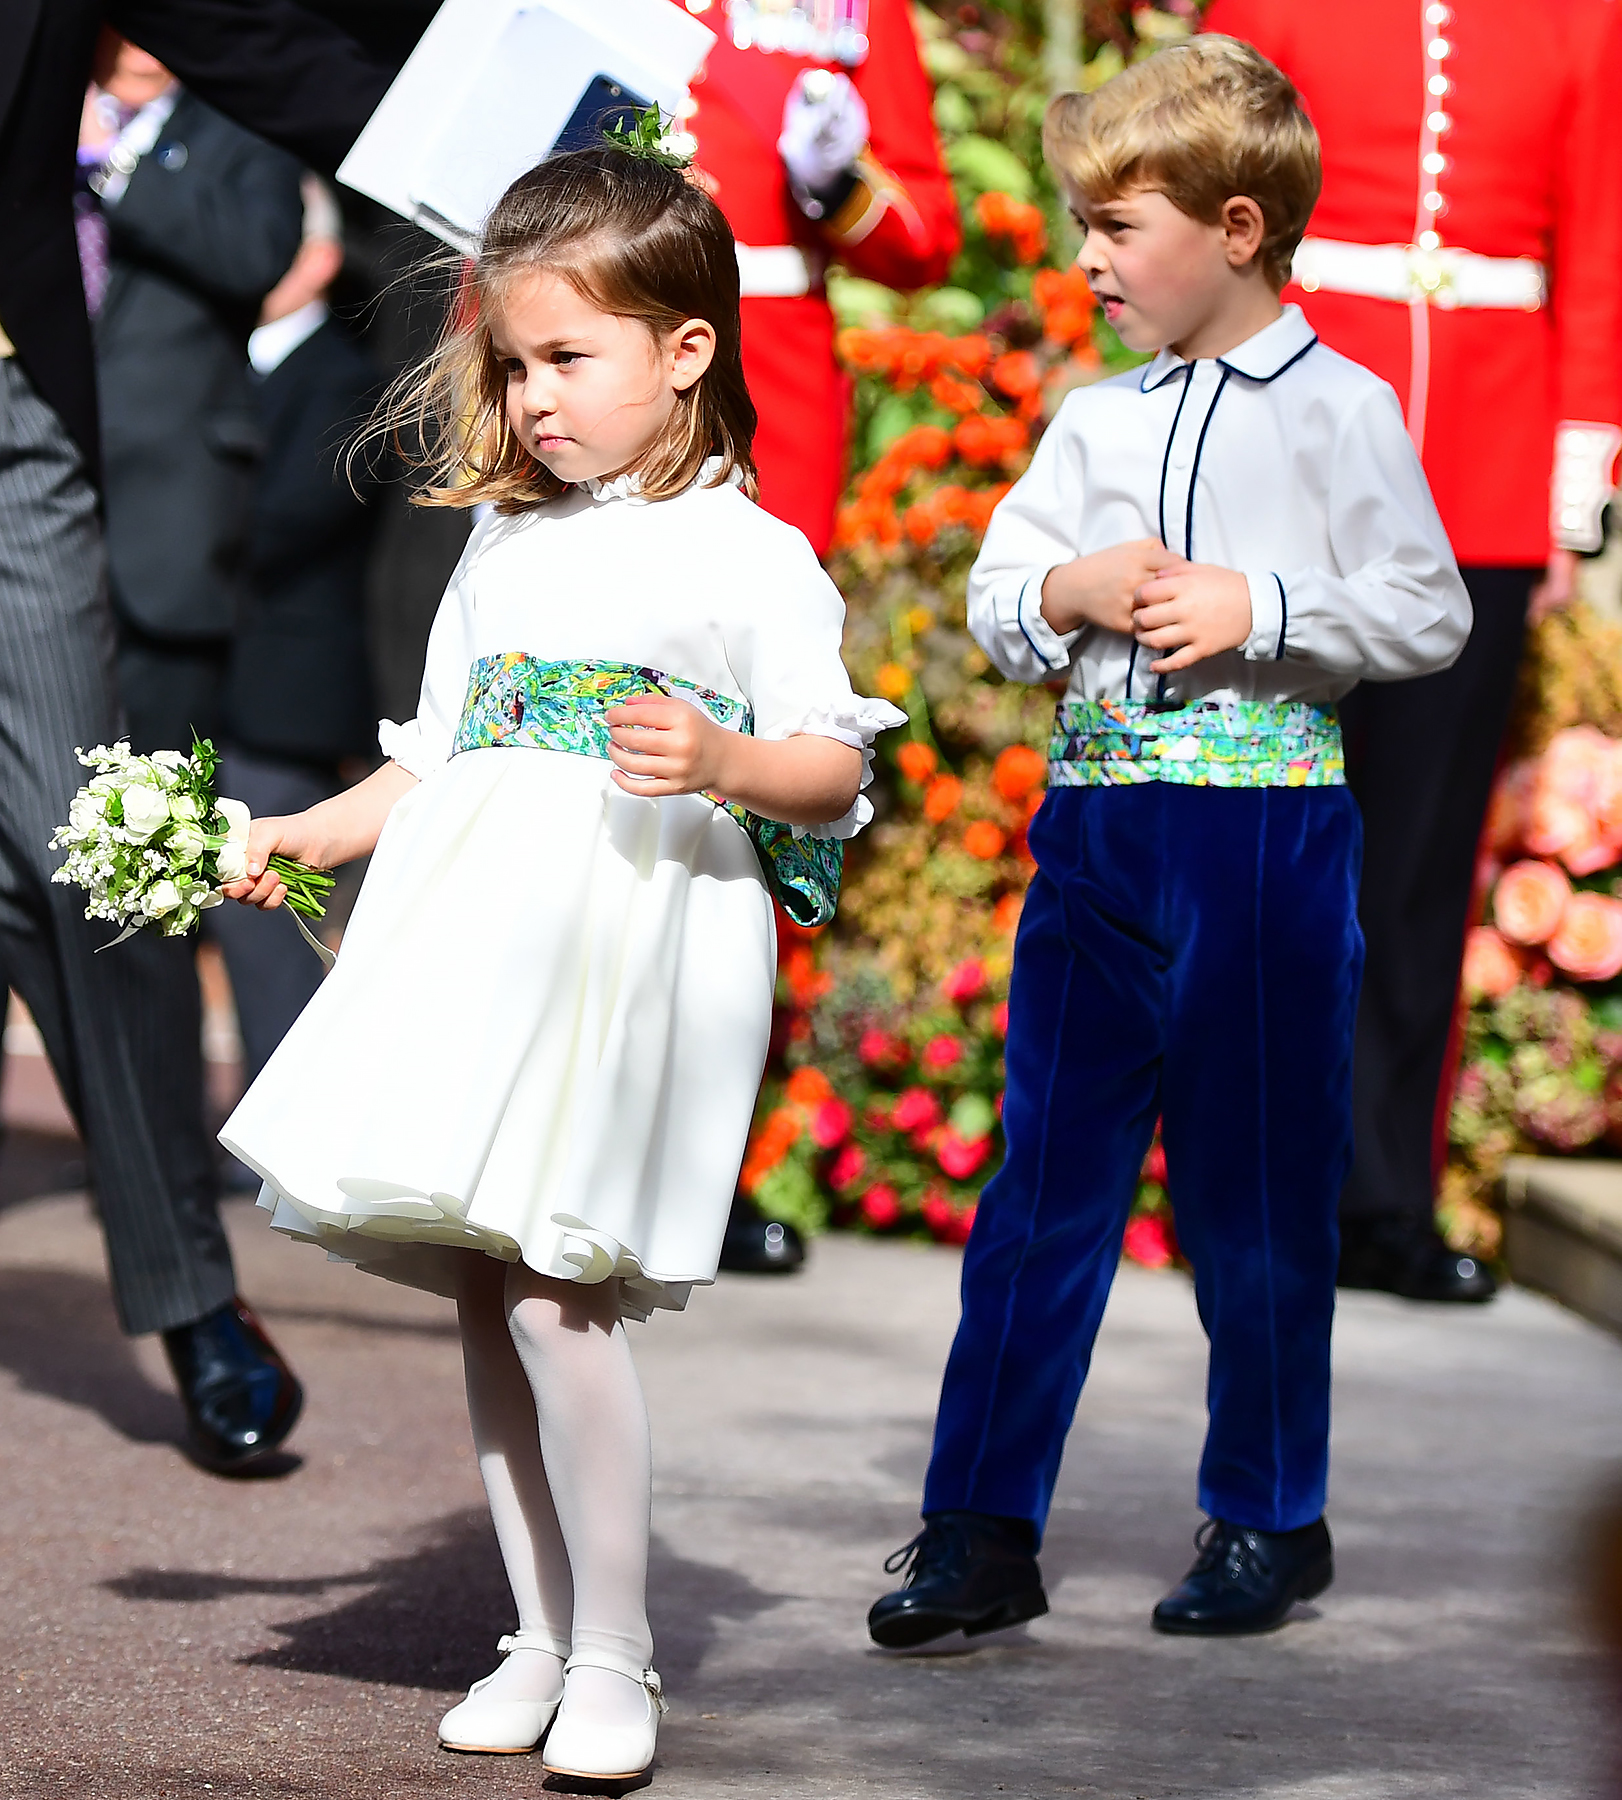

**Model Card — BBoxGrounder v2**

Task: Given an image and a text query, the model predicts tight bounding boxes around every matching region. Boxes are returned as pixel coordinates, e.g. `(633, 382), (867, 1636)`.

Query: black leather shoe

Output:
(1152, 1516), (1332, 1636)
(868, 1511), (1048, 1648)
(716, 1196), (806, 1274)
(1338, 1217), (1497, 1302)
(162, 1297), (303, 1474)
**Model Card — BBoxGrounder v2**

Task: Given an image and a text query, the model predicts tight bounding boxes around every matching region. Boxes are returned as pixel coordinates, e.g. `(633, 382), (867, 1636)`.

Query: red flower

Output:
(1122, 1213), (1176, 1269)
(858, 1028), (910, 1072)
(922, 1034), (964, 1070)
(892, 1087), (944, 1133)
(921, 1189), (977, 1245)
(991, 1002), (1010, 1037)
(936, 1128), (992, 1180)
(963, 820), (1007, 860)
(941, 959), (987, 1003)
(923, 774), (965, 822)
(992, 744), (1047, 802)
(863, 1098), (893, 1132)
(828, 1143), (866, 1191)
(810, 1098), (853, 1148)
(895, 741), (938, 784)
(862, 1184), (902, 1229)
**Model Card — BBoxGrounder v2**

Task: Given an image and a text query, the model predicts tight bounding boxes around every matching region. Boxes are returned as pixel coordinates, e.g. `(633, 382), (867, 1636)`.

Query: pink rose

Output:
(809, 1098), (853, 1148)
(827, 1143), (866, 1191)
(922, 1034), (964, 1070)
(1122, 1214), (1175, 1269)
(891, 1087), (944, 1134)
(1483, 761), (1533, 856)
(941, 959), (987, 1003)
(858, 1028), (909, 1072)
(920, 1190), (976, 1245)
(1548, 891), (1622, 983)
(936, 1128), (992, 1180)
(1460, 925), (1523, 1000)
(861, 1184), (901, 1229)
(1493, 859), (1572, 945)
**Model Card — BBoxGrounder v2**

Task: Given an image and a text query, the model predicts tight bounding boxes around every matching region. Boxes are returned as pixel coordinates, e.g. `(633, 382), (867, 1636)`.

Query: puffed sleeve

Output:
(1238, 382), (1472, 681)
(966, 397), (1086, 683)
(726, 529), (906, 840)
(376, 524), (484, 778)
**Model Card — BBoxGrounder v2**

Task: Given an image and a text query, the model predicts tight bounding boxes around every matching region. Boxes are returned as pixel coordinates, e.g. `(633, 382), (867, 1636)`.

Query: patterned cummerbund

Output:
(450, 654), (843, 927)
(1047, 697), (1345, 789)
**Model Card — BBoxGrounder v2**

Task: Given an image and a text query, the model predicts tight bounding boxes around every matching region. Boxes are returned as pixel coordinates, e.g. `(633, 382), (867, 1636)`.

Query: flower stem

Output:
(267, 855), (336, 921)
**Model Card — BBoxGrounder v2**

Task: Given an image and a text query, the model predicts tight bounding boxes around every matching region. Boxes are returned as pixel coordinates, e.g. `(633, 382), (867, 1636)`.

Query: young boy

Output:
(868, 36), (1471, 1644)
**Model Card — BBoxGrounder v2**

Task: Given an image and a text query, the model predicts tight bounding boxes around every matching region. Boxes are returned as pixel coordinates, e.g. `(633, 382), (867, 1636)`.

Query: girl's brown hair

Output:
(373, 145), (758, 511)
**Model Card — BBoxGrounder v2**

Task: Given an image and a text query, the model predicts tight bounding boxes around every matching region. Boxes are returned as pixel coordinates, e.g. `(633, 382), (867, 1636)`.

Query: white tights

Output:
(456, 1253), (654, 1728)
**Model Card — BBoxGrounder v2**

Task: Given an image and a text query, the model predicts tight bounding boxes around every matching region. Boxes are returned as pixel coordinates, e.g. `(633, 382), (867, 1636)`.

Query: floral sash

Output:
(451, 653), (843, 927)
(1047, 697), (1345, 789)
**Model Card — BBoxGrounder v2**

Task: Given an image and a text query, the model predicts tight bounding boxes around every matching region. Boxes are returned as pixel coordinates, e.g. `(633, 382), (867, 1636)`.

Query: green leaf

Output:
(945, 134), (1034, 202)
(754, 1157), (828, 1236)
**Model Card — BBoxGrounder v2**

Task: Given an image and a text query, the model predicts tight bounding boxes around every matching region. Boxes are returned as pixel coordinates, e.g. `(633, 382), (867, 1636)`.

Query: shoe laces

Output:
(882, 1517), (971, 1585)
(1192, 1519), (1270, 1593)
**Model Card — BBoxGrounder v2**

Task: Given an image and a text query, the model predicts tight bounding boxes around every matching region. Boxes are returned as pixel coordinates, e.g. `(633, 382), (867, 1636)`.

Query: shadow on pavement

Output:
(0, 1264), (180, 1444)
(0, 1126), (85, 1216)
(105, 1513), (787, 1698)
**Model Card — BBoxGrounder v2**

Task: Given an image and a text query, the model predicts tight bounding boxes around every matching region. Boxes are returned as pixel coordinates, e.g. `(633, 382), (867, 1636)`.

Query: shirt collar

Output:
(248, 300), (328, 375)
(1138, 303), (1318, 391)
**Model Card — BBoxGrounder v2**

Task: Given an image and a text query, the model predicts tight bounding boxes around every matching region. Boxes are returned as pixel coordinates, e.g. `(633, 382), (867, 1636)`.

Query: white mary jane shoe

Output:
(540, 1655), (669, 1780)
(437, 1631), (566, 1754)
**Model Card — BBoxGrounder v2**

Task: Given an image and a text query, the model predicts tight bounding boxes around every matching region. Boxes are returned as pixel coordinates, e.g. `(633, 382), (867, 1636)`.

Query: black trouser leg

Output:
(1338, 565), (1537, 1233)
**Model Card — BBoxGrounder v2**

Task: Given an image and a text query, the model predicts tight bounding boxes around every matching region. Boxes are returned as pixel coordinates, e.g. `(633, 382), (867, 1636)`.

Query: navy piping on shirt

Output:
(1272, 573), (1287, 659)
(1183, 367), (1231, 562)
(1015, 578), (1065, 671)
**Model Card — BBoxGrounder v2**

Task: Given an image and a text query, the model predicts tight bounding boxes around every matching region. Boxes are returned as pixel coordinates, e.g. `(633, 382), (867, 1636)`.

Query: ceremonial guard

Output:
(682, 0), (960, 1270)
(1204, 0), (1622, 1301)
(682, 0), (960, 555)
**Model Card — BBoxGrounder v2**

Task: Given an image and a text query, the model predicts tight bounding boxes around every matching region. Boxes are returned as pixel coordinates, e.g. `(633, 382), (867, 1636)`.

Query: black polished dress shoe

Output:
(1338, 1217), (1497, 1303)
(162, 1297), (303, 1473)
(868, 1511), (1048, 1648)
(1152, 1516), (1332, 1636)
(716, 1196), (806, 1274)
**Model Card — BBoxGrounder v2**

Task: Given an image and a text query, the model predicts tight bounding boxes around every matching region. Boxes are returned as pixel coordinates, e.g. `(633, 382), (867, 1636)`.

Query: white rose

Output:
(141, 879), (182, 918)
(68, 791), (106, 834)
(169, 823), (206, 864)
(214, 797), (252, 880)
(169, 793), (200, 822)
(120, 784), (170, 842)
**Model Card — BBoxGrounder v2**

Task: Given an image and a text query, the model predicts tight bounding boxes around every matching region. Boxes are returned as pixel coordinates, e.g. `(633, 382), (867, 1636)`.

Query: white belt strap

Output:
(1291, 236), (1546, 312)
(735, 243), (818, 298)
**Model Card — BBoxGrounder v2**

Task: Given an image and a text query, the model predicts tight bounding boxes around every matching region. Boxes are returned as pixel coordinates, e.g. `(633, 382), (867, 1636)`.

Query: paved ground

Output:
(2, 1190), (1620, 1800)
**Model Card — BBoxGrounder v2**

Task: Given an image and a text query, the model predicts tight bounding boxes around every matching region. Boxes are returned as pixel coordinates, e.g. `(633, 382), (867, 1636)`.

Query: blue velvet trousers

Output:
(922, 781), (1364, 1539)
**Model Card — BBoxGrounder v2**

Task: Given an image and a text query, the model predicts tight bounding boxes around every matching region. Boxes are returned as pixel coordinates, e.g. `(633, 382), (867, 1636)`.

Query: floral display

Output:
(1446, 611), (1622, 1255)
(739, 2), (1194, 1259)
(50, 736), (332, 944)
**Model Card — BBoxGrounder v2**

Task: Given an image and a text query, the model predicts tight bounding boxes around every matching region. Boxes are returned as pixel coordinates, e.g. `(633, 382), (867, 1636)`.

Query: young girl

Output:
(218, 142), (902, 1779)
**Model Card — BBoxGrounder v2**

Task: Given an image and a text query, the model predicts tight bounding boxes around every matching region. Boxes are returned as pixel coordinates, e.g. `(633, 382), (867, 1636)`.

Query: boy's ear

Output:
(1219, 195), (1268, 272)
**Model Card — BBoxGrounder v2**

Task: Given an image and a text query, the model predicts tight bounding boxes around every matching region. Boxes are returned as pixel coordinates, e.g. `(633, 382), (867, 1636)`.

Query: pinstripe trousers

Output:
(0, 357), (234, 1336)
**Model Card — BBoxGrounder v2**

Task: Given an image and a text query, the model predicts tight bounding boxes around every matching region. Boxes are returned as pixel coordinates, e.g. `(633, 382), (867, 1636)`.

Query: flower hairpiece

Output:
(602, 102), (697, 169)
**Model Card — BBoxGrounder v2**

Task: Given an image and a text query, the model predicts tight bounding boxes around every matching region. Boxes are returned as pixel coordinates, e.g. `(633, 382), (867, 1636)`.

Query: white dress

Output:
(219, 468), (902, 1319)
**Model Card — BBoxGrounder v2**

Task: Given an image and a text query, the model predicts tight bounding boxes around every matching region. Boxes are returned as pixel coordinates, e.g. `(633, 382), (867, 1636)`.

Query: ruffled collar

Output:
(579, 455), (743, 505)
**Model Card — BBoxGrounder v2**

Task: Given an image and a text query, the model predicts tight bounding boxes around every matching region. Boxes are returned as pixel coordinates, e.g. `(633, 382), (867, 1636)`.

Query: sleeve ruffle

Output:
(758, 697), (908, 842)
(377, 718), (444, 781)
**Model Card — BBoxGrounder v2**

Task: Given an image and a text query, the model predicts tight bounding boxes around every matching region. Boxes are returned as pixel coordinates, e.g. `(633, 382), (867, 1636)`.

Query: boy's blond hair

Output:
(1043, 35), (1320, 293)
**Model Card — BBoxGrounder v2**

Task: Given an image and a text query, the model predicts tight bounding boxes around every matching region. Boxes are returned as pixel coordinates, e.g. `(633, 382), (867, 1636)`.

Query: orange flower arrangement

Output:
(975, 190), (1047, 264)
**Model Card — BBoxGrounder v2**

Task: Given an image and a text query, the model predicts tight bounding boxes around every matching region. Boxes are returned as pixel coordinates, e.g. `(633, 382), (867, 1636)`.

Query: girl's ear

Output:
(667, 318), (717, 393)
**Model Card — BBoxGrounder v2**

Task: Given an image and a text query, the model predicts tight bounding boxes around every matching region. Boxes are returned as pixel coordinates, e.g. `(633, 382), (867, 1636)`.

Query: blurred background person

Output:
(1204, 0), (1622, 1302)
(0, 0), (388, 1476)
(81, 38), (303, 754)
(209, 174), (383, 1092)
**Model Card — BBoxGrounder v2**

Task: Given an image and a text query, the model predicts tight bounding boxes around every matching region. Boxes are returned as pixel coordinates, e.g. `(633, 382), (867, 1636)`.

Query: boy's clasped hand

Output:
(1039, 538), (1255, 673)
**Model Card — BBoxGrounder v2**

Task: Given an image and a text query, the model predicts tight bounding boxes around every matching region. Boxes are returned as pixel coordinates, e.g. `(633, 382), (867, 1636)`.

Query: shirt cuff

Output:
(1240, 571), (1287, 662)
(999, 573), (1078, 672)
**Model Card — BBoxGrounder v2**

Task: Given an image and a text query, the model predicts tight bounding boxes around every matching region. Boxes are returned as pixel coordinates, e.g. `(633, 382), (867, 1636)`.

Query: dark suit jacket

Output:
(98, 90), (303, 639)
(0, 0), (390, 474)
(224, 316), (382, 765)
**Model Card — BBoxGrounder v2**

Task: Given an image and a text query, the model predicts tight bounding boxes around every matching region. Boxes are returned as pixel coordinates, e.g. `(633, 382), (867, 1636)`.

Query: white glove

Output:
(777, 69), (870, 196)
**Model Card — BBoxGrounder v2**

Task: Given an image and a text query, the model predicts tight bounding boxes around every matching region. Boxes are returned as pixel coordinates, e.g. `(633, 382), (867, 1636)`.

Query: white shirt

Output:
(382, 464), (904, 837)
(248, 300), (328, 375)
(967, 305), (1472, 708)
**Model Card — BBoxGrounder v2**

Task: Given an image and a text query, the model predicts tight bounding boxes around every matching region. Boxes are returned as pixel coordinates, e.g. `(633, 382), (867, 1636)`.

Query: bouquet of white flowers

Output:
(51, 736), (334, 954)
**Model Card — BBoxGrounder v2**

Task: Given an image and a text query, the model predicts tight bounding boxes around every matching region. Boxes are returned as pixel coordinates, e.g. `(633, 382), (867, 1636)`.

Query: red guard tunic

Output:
(1204, 0), (1622, 566)
(679, 0), (960, 553)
